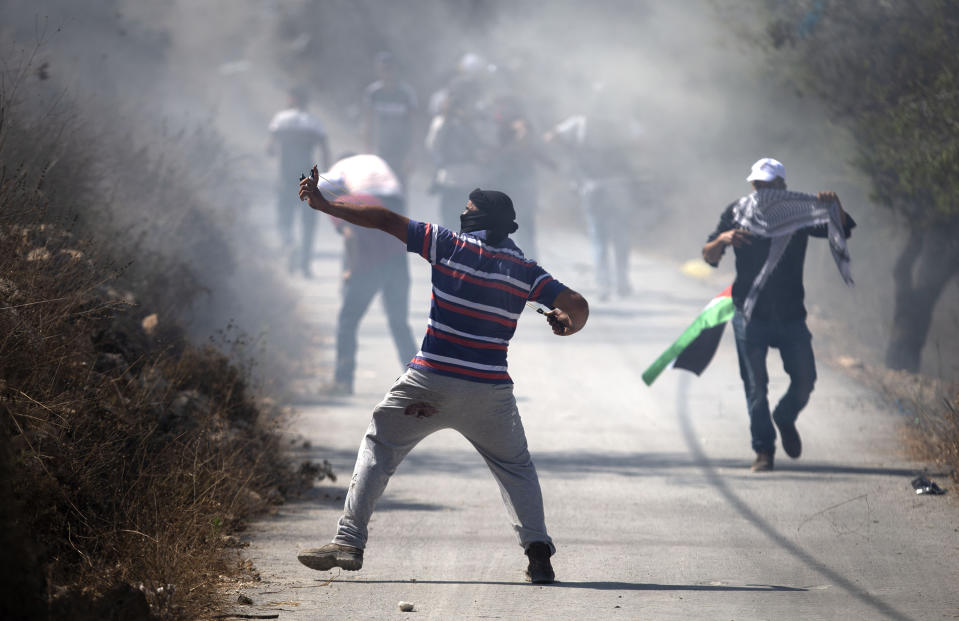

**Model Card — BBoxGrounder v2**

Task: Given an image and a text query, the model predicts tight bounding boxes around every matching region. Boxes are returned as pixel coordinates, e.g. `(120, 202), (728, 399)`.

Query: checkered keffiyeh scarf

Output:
(733, 189), (853, 320)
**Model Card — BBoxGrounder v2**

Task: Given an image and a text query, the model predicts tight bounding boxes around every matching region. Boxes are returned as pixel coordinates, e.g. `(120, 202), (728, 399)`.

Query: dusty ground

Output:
(221, 195), (959, 620)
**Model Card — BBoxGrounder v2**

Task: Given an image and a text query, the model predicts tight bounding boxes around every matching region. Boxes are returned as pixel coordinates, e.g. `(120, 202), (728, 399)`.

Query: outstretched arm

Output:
(545, 288), (589, 336)
(299, 166), (409, 243)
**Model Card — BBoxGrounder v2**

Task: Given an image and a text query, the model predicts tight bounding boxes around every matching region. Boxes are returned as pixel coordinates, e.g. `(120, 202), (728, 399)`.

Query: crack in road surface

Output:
(674, 374), (913, 621)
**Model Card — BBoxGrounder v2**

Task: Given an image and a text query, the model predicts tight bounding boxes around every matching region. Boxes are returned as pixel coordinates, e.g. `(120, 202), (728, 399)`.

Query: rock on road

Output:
(235, 223), (958, 621)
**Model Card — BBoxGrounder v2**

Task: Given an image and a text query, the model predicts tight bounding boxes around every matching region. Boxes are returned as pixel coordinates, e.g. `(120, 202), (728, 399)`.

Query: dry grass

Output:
(830, 354), (959, 482)
(0, 57), (328, 620)
(884, 375), (959, 482)
(809, 310), (959, 483)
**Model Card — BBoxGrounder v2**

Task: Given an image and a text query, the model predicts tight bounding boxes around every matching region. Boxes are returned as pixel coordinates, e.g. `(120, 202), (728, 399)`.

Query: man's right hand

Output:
(702, 228), (751, 265)
(718, 228), (753, 248)
(298, 165), (331, 212)
(545, 308), (574, 336)
(547, 289), (589, 336)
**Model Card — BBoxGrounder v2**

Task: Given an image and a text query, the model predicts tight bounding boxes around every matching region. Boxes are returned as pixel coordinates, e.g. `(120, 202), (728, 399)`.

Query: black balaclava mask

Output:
(461, 188), (519, 245)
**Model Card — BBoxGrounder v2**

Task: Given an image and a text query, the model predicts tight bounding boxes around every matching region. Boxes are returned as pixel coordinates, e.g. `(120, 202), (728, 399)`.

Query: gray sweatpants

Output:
(332, 368), (554, 553)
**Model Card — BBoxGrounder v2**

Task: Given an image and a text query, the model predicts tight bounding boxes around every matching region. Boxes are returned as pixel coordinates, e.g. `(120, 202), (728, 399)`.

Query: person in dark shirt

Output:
(702, 157), (855, 472)
(489, 94), (555, 261)
(424, 83), (490, 229)
(544, 90), (641, 300)
(362, 52), (417, 191)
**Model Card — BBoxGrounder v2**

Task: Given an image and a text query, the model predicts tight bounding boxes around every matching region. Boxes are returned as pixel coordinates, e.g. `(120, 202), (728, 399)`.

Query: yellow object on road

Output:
(681, 259), (713, 280)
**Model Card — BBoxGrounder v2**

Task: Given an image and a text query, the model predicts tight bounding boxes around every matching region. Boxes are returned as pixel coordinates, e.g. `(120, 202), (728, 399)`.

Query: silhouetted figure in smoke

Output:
(296, 173), (589, 585)
(702, 158), (855, 472)
(362, 51), (417, 192)
(267, 86), (330, 277)
(545, 84), (640, 300)
(425, 80), (492, 230)
(316, 154), (417, 396)
(427, 52), (495, 117)
(490, 94), (554, 261)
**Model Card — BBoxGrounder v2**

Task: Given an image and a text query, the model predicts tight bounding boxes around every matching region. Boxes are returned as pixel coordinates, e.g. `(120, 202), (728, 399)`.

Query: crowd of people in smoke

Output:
(268, 47), (857, 585)
(267, 50), (645, 299)
(267, 47), (597, 584)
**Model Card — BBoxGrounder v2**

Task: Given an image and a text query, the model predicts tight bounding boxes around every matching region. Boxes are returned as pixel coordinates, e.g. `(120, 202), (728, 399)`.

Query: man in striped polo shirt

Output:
(296, 168), (589, 584)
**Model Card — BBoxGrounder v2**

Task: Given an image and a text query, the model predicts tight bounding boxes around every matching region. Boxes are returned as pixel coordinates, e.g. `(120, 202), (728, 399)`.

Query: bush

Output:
(0, 52), (328, 620)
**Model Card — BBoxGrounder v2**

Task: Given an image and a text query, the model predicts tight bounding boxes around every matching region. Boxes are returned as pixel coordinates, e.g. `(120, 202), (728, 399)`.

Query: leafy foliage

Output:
(762, 0), (959, 226)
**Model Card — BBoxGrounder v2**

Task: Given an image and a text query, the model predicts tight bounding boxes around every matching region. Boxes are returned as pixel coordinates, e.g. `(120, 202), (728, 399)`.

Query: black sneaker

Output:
(750, 452), (774, 472)
(774, 417), (802, 459)
(297, 543), (363, 571)
(525, 542), (555, 584)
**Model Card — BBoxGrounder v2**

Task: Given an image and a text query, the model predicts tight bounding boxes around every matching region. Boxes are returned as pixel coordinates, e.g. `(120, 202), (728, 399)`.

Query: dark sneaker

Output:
(297, 543), (363, 571)
(750, 452), (774, 472)
(525, 542), (555, 584)
(774, 417), (802, 459)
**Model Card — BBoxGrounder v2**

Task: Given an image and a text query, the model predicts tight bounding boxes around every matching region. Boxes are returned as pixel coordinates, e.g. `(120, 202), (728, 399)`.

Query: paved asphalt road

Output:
(232, 222), (958, 620)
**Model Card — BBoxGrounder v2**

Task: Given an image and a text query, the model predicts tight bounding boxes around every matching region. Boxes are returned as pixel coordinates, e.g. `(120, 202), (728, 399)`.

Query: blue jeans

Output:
(276, 181), (318, 273)
(580, 179), (633, 297)
(731, 311), (817, 455)
(334, 259), (418, 390)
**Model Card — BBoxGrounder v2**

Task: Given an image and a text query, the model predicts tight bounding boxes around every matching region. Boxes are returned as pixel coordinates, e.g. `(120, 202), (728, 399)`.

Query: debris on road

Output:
(911, 475), (947, 495)
(221, 535), (249, 548)
(836, 355), (863, 370)
(141, 312), (158, 335)
(398, 601), (416, 612)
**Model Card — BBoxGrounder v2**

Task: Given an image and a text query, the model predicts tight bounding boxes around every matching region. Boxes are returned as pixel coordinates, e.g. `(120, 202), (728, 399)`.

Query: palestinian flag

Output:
(641, 285), (735, 386)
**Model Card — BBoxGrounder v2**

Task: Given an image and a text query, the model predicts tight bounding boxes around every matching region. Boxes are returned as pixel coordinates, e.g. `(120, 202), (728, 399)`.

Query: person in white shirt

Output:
(267, 86), (330, 277)
(316, 154), (417, 395)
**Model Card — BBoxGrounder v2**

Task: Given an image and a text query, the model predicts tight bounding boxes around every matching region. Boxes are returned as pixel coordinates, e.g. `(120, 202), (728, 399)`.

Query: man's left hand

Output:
(545, 309), (574, 336)
(818, 191), (847, 227)
(817, 191), (840, 204)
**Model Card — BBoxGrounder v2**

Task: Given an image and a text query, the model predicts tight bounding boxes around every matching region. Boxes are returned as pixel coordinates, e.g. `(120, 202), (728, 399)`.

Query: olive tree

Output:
(754, 0), (959, 372)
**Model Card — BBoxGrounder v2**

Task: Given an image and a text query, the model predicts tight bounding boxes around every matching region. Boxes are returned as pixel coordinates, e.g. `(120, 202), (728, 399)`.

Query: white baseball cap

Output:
(746, 157), (786, 183)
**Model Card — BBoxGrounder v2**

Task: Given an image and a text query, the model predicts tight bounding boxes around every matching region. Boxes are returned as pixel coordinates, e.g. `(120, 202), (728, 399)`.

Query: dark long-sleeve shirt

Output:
(706, 200), (856, 321)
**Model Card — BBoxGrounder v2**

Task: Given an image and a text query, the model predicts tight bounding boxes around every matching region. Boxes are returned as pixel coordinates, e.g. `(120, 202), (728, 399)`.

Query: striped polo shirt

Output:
(406, 220), (568, 384)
